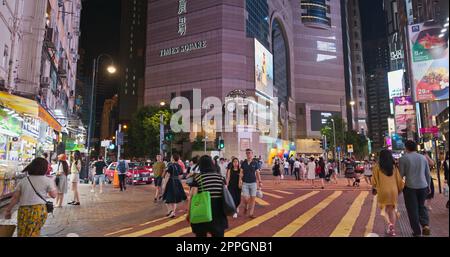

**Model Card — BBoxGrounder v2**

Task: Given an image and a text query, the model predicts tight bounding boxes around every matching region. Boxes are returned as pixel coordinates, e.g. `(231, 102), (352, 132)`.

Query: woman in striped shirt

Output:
(187, 155), (228, 237)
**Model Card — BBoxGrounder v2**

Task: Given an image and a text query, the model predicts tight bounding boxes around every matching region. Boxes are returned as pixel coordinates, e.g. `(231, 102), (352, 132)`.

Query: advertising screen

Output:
(393, 96), (416, 135)
(310, 110), (341, 131)
(254, 39), (274, 99)
(388, 70), (405, 99)
(408, 22), (449, 102)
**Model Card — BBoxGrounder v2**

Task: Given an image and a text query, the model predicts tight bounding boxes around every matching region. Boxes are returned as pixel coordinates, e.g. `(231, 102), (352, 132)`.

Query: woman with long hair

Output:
(371, 149), (404, 236)
(55, 154), (69, 207)
(272, 158), (282, 184)
(4, 158), (57, 237)
(68, 150), (82, 205)
(318, 157), (326, 189)
(187, 155), (229, 237)
(162, 153), (187, 218)
(306, 157), (316, 188)
(227, 157), (241, 219)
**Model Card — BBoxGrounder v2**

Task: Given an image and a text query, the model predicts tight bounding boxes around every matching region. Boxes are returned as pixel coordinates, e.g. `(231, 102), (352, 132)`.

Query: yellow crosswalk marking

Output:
(139, 216), (168, 226)
(261, 191), (283, 199)
(104, 227), (133, 236)
(163, 226), (192, 237)
(273, 190), (293, 195)
(255, 198), (270, 206)
(364, 195), (377, 236)
(225, 191), (319, 237)
(121, 214), (187, 237)
(330, 191), (369, 237)
(273, 191), (342, 237)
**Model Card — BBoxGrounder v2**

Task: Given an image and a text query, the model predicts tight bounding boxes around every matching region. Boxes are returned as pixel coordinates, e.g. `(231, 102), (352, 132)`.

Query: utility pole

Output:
(160, 113), (164, 156)
(117, 124), (121, 161)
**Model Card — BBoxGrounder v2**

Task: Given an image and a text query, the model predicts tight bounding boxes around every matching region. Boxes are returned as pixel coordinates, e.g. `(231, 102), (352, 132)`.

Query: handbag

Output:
(256, 189), (263, 199)
(189, 175), (212, 224)
(54, 162), (61, 186)
(27, 177), (54, 214)
(222, 183), (236, 216)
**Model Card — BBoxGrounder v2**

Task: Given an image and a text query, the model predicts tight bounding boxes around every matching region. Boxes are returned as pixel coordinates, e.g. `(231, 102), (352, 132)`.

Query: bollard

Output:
(113, 170), (120, 188)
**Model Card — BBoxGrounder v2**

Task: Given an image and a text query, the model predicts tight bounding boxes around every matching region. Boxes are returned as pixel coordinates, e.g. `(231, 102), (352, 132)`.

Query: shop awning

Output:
(0, 91), (62, 132)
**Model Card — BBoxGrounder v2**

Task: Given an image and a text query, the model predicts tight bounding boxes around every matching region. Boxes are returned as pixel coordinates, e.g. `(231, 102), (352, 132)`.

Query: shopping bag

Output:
(189, 191), (212, 224)
(0, 225), (16, 237)
(222, 185), (236, 216)
(256, 189), (263, 199)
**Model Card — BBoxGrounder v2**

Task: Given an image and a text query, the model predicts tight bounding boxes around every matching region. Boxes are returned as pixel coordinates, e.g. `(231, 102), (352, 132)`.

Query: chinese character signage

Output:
(178, 0), (187, 36)
(408, 22), (449, 102)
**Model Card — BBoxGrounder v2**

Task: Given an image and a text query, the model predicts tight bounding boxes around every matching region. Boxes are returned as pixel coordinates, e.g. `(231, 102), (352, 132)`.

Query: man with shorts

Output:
(91, 156), (107, 193)
(153, 154), (166, 202)
(240, 149), (262, 218)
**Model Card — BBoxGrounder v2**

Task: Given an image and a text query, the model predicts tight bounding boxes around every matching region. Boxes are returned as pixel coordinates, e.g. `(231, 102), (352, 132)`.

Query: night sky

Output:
(359, 0), (387, 41)
(80, 0), (121, 77)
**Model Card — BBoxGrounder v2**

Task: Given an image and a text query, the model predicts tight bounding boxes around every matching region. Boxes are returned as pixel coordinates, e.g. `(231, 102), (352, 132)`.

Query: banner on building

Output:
(254, 39), (274, 100)
(408, 21), (449, 102)
(393, 96), (416, 137)
(388, 69), (405, 99)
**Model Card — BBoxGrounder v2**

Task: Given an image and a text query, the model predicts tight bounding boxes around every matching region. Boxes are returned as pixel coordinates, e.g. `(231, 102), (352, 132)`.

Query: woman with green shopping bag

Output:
(186, 155), (229, 237)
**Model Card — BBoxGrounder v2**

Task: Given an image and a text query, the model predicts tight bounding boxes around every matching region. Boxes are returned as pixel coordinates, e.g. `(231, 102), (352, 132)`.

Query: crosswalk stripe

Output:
(330, 191), (369, 237)
(261, 191), (283, 199)
(255, 198), (270, 206)
(364, 195), (377, 236)
(139, 216), (168, 226)
(273, 190), (293, 195)
(104, 227), (133, 236)
(273, 191), (343, 237)
(225, 191), (319, 237)
(163, 226), (192, 237)
(121, 214), (187, 237)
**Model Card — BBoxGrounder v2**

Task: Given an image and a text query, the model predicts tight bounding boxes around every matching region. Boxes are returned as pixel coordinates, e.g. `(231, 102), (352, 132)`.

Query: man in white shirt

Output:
(219, 158), (228, 178)
(293, 159), (301, 180)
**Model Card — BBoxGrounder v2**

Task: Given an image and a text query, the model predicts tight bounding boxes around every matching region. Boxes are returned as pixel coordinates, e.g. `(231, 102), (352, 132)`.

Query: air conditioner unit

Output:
(67, 33), (73, 40)
(58, 0), (64, 8)
(40, 77), (51, 87)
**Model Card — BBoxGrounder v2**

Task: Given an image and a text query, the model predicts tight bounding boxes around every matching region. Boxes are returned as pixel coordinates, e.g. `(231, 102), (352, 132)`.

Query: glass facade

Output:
(246, 0), (269, 48)
(300, 0), (331, 28)
(272, 20), (289, 105)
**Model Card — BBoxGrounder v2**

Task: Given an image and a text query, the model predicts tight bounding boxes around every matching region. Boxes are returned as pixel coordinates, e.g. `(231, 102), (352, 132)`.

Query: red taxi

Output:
(105, 161), (153, 185)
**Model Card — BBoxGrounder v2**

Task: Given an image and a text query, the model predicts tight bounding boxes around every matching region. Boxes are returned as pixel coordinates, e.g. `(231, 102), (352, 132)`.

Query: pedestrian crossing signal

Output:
(219, 139), (224, 149)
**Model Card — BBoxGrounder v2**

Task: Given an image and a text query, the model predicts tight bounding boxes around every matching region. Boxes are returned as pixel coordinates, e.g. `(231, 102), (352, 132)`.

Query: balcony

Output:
(40, 76), (50, 88)
(44, 27), (56, 49)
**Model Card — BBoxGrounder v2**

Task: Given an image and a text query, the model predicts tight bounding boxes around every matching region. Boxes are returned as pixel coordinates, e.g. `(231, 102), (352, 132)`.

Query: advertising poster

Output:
(310, 110), (341, 131)
(393, 96), (416, 135)
(388, 69), (405, 99)
(408, 22), (449, 102)
(254, 39), (274, 99)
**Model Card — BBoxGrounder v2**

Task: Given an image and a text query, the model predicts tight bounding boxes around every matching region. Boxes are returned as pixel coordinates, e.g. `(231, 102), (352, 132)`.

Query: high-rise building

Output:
(145, 0), (346, 160)
(342, 0), (368, 134)
(118, 0), (147, 123)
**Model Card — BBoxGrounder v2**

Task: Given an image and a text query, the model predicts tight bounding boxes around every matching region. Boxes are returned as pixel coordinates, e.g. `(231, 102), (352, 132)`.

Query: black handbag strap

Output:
(27, 176), (48, 204)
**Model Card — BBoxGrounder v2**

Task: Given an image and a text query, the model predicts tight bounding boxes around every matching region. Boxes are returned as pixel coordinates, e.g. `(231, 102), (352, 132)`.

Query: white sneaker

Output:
(90, 189), (94, 193)
(232, 213), (238, 219)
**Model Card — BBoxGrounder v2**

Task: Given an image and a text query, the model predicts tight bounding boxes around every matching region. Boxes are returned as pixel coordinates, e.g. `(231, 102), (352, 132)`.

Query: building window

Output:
(354, 20), (357, 26)
(300, 0), (331, 28)
(359, 101), (363, 109)
(355, 43), (359, 49)
(356, 66), (361, 74)
(358, 89), (362, 97)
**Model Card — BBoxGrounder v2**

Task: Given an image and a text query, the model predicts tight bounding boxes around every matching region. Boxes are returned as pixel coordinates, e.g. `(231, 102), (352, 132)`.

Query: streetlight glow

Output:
(349, 100), (356, 106)
(107, 65), (117, 74)
(123, 124), (128, 129)
(160, 101), (166, 106)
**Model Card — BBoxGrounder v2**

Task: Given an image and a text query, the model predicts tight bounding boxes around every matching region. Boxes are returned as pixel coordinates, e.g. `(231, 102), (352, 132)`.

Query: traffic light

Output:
(320, 138), (324, 149)
(165, 130), (174, 142)
(219, 139), (225, 149)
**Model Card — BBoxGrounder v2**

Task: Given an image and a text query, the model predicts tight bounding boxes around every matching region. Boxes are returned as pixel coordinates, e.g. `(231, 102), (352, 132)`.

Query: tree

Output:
(321, 115), (346, 154)
(345, 130), (369, 160)
(126, 105), (171, 158)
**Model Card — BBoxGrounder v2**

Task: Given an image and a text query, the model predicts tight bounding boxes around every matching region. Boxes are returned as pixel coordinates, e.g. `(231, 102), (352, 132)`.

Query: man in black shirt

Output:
(91, 156), (107, 193)
(240, 149), (262, 218)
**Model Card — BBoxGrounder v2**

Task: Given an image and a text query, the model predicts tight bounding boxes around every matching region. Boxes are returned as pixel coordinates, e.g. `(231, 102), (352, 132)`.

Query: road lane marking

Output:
(273, 191), (342, 237)
(104, 227), (134, 236)
(139, 216), (168, 226)
(330, 191), (369, 237)
(273, 190), (293, 195)
(255, 198), (270, 206)
(261, 191), (283, 199)
(225, 191), (319, 237)
(121, 215), (187, 237)
(163, 226), (192, 237)
(364, 195), (378, 236)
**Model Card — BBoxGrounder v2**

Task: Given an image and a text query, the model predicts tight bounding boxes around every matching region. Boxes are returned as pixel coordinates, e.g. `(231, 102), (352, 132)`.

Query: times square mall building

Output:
(144, 0), (350, 161)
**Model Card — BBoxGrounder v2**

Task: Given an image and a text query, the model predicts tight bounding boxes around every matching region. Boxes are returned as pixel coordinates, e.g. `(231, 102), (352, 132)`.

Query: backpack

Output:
(118, 161), (127, 174)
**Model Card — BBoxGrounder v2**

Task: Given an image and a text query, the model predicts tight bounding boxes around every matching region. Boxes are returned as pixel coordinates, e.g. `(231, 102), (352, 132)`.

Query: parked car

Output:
(355, 161), (365, 173)
(104, 161), (153, 185)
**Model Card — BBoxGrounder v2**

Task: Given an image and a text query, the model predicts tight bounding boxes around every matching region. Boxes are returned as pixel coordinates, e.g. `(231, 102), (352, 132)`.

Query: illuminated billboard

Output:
(254, 39), (274, 99)
(408, 22), (449, 102)
(311, 110), (341, 131)
(388, 70), (405, 99)
(393, 96), (416, 137)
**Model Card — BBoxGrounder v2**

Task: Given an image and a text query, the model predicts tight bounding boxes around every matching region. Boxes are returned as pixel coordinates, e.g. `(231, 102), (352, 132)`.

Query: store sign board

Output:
(420, 126), (439, 134)
(388, 70), (405, 99)
(393, 96), (416, 137)
(408, 22), (449, 102)
(38, 106), (62, 132)
(0, 112), (22, 137)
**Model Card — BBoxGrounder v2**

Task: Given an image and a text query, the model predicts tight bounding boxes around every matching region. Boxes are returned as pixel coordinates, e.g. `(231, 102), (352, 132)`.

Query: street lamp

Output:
(85, 54), (116, 182)
(349, 100), (356, 106)
(159, 101), (166, 156)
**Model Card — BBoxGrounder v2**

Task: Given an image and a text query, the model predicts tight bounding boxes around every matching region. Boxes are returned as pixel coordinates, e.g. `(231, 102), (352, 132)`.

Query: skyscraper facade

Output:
(145, 0), (346, 160)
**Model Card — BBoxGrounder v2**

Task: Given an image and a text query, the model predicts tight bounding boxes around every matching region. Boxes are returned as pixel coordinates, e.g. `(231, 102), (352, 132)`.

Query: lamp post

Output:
(85, 54), (116, 181)
(159, 101), (166, 157)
